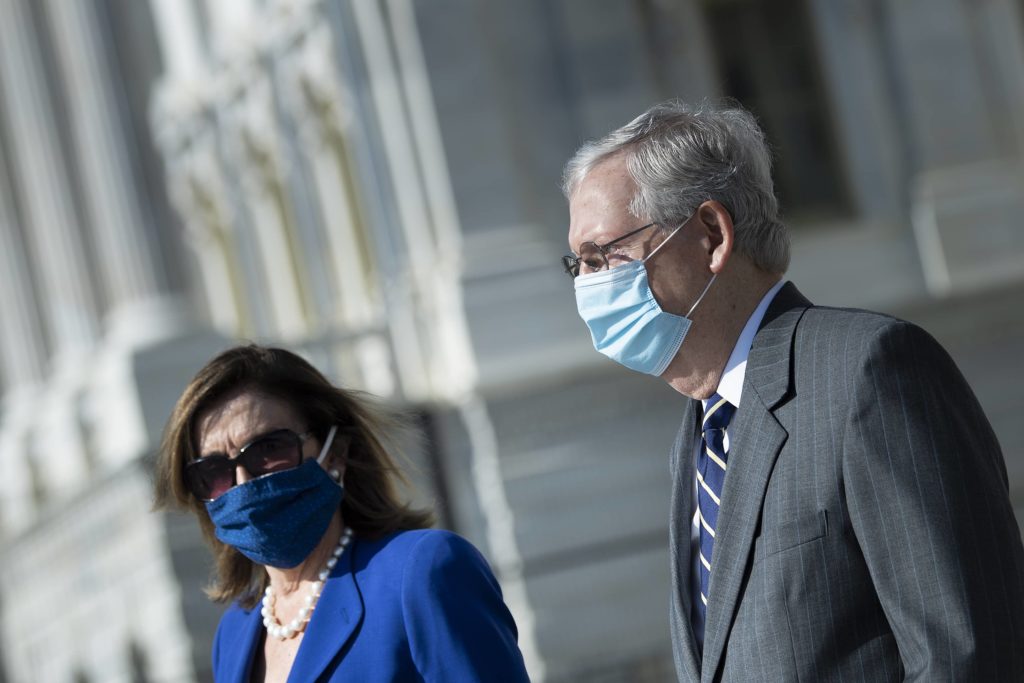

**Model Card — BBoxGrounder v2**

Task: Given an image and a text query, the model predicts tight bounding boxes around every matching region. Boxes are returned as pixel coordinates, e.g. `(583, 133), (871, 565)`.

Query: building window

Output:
(700, 0), (850, 222)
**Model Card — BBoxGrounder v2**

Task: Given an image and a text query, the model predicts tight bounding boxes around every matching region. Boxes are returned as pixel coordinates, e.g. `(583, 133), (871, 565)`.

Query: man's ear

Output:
(697, 200), (734, 273)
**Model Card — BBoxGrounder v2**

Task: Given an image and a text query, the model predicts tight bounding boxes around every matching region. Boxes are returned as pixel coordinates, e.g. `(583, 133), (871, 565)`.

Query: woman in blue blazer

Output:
(155, 345), (530, 682)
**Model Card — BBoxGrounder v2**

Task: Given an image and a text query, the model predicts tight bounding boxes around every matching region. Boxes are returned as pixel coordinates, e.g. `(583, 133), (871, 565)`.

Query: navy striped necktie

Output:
(694, 393), (736, 649)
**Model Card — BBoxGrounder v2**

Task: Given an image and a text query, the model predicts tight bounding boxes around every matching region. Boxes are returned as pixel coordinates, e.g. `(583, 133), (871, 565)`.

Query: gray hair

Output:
(562, 100), (790, 274)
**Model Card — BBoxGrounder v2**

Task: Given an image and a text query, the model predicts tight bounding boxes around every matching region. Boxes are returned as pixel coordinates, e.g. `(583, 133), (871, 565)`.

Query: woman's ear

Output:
(697, 200), (735, 273)
(328, 435), (352, 483)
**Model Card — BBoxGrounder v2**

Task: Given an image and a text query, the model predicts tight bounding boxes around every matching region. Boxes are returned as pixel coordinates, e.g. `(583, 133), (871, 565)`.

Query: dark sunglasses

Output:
(185, 428), (313, 502)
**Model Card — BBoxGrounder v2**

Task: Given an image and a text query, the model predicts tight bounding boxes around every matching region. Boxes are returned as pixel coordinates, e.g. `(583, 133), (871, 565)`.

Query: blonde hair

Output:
(154, 344), (433, 607)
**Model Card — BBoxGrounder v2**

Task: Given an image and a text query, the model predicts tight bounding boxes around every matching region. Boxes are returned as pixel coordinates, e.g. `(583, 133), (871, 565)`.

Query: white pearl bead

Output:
(261, 526), (353, 640)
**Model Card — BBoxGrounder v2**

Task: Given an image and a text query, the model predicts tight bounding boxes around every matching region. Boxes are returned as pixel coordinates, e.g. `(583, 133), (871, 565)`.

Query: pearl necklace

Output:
(261, 526), (354, 640)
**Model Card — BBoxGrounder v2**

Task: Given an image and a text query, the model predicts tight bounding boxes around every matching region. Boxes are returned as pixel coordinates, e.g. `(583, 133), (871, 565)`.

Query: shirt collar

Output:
(703, 279), (785, 410)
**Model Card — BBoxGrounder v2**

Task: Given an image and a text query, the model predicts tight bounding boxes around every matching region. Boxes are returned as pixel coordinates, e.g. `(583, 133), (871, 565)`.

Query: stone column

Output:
(205, 0), (258, 61)
(348, 0), (542, 675)
(0, 156), (47, 390)
(276, 19), (397, 395)
(0, 0), (100, 359)
(45, 0), (181, 335)
(387, 0), (479, 398)
(0, 147), (46, 535)
(347, 0), (480, 404)
(0, 0), (100, 497)
(40, 0), (217, 471)
(165, 151), (249, 336)
(149, 0), (205, 81)
(219, 72), (313, 340)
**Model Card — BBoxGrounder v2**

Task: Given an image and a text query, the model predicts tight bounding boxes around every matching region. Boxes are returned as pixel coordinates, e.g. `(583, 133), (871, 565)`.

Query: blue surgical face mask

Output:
(573, 222), (716, 376)
(206, 426), (344, 568)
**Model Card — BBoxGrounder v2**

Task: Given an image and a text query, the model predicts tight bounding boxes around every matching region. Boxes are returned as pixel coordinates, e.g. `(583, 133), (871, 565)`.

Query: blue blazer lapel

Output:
(700, 283), (810, 681)
(221, 606), (264, 683)
(286, 540), (365, 683)
(669, 400), (702, 683)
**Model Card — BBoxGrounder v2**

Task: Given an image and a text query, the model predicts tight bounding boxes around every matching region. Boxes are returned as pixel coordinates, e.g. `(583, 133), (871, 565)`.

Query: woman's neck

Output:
(266, 511), (344, 595)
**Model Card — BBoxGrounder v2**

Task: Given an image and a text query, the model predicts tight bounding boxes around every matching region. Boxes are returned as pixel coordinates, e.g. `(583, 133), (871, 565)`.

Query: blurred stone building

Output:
(0, 0), (1022, 681)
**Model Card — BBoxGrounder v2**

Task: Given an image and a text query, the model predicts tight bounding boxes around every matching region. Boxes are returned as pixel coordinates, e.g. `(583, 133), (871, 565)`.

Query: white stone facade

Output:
(1, 0), (1023, 681)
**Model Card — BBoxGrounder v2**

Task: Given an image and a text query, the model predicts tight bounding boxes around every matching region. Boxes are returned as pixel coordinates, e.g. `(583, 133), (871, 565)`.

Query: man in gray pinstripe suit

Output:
(562, 100), (1024, 681)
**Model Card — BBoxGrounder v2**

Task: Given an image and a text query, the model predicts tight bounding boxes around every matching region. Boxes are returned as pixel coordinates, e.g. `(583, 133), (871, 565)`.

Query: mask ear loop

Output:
(315, 425), (345, 486)
(637, 212), (717, 318)
(642, 214), (693, 264)
(316, 425), (339, 465)
(685, 273), (717, 317)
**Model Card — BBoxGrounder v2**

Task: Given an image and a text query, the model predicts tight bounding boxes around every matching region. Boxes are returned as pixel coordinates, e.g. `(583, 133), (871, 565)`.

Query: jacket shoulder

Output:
(793, 305), (947, 356)
(355, 528), (485, 579)
(798, 304), (903, 334)
(359, 528), (474, 560)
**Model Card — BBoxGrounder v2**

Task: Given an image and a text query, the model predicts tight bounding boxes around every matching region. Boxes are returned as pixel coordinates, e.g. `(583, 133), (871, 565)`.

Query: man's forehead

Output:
(568, 158), (639, 245)
(574, 155), (633, 200)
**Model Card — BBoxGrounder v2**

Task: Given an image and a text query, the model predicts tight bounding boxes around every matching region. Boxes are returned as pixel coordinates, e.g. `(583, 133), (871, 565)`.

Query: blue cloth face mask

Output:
(574, 222), (716, 376)
(206, 426), (344, 568)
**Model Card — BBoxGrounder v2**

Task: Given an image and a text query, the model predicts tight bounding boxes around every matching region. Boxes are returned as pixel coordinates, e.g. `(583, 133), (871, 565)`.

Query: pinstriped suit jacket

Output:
(669, 282), (1024, 682)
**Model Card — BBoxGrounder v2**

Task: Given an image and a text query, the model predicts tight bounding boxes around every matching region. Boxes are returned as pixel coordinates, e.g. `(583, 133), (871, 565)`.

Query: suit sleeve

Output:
(402, 531), (531, 682)
(842, 320), (1024, 680)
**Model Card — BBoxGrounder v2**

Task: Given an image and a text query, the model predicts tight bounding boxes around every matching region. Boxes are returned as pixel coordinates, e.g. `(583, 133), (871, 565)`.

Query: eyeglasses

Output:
(185, 428), (314, 501)
(561, 222), (658, 278)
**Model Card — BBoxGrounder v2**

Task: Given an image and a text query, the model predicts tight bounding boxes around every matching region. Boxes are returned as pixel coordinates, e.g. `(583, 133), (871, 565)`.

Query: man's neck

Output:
(662, 267), (781, 400)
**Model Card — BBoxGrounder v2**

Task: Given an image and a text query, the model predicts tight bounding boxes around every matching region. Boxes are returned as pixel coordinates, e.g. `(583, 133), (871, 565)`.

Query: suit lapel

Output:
(221, 605), (264, 683)
(700, 385), (786, 681)
(700, 282), (810, 681)
(286, 538), (365, 683)
(669, 399), (702, 683)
